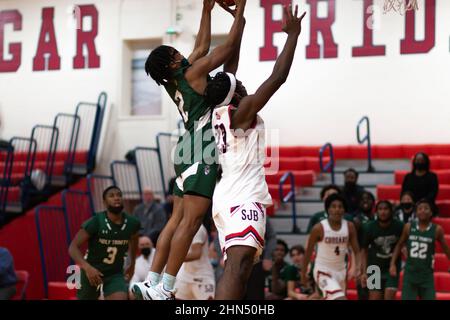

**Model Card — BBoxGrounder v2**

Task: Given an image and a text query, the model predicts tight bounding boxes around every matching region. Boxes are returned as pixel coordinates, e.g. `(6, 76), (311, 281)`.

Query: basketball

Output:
(217, 0), (236, 7)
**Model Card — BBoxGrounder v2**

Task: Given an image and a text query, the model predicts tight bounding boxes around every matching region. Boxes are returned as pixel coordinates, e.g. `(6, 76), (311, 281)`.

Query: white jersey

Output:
(315, 219), (349, 271)
(177, 225), (214, 283)
(211, 105), (272, 214)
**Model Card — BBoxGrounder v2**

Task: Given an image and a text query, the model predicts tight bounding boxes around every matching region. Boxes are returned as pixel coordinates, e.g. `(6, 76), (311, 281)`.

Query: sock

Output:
(162, 273), (176, 292)
(147, 271), (161, 285)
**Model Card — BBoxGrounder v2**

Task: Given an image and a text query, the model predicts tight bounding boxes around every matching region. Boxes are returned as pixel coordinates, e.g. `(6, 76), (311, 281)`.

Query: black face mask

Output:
(415, 162), (427, 171)
(141, 247), (152, 257)
(107, 205), (124, 215)
(401, 203), (414, 211)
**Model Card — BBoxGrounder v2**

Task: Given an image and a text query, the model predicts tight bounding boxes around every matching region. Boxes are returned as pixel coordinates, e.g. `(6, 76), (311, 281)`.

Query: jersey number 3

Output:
(103, 247), (118, 264)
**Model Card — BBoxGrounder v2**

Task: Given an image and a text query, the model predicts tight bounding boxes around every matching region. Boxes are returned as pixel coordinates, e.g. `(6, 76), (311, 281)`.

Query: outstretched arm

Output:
(188, 0), (215, 64)
(231, 5), (306, 131)
(186, 0), (247, 91)
(218, 2), (246, 75)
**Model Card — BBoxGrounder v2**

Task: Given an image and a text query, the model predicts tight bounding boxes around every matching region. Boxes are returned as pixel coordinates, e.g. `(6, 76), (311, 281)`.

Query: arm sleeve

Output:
(82, 216), (99, 236)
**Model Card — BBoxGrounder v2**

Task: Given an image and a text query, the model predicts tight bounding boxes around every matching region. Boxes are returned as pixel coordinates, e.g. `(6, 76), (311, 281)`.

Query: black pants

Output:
(244, 261), (265, 300)
(0, 285), (17, 300)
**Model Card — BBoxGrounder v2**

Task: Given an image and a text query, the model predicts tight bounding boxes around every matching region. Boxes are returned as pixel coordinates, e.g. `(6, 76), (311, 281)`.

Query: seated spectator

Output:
(286, 245), (308, 300)
(265, 239), (293, 300)
(129, 236), (155, 286)
(342, 168), (365, 215)
(174, 224), (215, 300)
(395, 191), (416, 223)
(401, 152), (439, 215)
(133, 187), (167, 238)
(0, 247), (17, 300)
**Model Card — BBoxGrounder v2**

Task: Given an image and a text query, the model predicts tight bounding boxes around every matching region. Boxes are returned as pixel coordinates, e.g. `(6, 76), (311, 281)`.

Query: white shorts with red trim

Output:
(213, 202), (266, 263)
(313, 264), (347, 300)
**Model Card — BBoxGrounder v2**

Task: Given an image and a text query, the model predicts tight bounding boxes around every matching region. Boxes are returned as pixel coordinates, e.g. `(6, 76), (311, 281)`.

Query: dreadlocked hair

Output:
(145, 45), (176, 86)
(204, 72), (232, 107)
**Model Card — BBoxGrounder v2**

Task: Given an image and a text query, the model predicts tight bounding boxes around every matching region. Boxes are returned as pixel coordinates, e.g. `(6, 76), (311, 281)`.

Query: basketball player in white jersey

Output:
(204, 4), (306, 300)
(174, 224), (215, 300)
(301, 193), (361, 300)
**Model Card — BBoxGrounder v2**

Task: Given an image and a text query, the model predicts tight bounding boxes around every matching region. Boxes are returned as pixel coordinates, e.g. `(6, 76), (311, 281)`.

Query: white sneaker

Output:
(145, 282), (175, 300)
(131, 281), (153, 301)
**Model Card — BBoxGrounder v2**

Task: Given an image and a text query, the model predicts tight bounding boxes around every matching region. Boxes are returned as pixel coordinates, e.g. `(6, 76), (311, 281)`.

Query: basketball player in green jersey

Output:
(390, 199), (450, 300)
(69, 186), (140, 300)
(360, 201), (404, 300)
(132, 0), (247, 299)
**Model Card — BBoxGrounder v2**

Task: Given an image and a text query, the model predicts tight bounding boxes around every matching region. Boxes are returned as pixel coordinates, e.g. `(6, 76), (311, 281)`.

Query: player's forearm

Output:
(390, 245), (402, 268)
(193, 7), (212, 56)
(69, 244), (90, 270)
(271, 34), (299, 84)
(223, 0), (246, 51)
(223, 18), (245, 75)
(361, 249), (368, 274)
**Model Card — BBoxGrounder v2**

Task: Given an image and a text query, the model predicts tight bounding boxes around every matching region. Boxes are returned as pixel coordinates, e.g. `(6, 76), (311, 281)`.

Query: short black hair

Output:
(344, 168), (359, 178)
(400, 190), (415, 201)
(360, 190), (376, 203)
(102, 186), (121, 200)
(415, 198), (435, 214)
(325, 193), (348, 213)
(320, 184), (341, 200)
(276, 239), (289, 254)
(204, 72), (232, 107)
(412, 152), (430, 172)
(375, 200), (393, 212)
(145, 45), (177, 86)
(289, 245), (305, 256)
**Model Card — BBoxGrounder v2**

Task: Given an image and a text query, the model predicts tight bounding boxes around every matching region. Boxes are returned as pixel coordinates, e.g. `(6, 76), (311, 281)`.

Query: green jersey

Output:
(362, 219), (404, 272)
(82, 211), (140, 277)
(405, 221), (436, 278)
(165, 64), (211, 132)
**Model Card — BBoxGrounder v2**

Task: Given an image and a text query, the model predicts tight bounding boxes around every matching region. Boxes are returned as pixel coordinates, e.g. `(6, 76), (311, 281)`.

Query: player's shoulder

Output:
(124, 212), (140, 225)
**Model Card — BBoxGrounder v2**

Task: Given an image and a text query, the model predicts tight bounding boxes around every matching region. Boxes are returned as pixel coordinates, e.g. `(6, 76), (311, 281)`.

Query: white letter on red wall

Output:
(73, 5), (100, 69)
(0, 10), (22, 73)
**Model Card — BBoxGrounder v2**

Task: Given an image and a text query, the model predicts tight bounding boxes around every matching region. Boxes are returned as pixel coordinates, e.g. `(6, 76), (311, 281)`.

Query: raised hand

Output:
(217, 1), (237, 17)
(282, 4), (306, 36)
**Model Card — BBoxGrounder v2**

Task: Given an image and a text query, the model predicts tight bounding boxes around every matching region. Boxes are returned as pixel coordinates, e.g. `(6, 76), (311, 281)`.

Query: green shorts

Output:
(77, 271), (128, 300)
(173, 124), (218, 199)
(173, 162), (217, 199)
(401, 272), (435, 300)
(369, 272), (399, 292)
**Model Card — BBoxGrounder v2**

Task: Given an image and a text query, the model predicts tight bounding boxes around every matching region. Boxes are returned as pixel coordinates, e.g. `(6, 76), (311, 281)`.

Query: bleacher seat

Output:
(433, 217), (450, 233)
(434, 254), (450, 272)
(377, 184), (450, 201)
(435, 235), (450, 253)
(435, 273), (450, 292)
(265, 170), (315, 187)
(48, 282), (77, 300)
